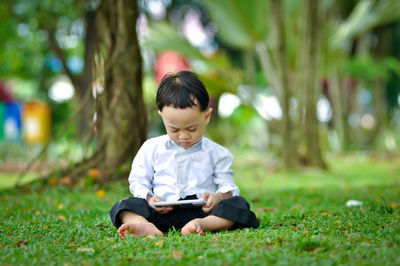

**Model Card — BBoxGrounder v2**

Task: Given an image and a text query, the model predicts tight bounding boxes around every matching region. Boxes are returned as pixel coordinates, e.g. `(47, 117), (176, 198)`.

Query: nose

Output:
(179, 131), (190, 140)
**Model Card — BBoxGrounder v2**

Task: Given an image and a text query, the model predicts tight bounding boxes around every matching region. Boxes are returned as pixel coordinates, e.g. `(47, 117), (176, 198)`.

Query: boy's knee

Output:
(221, 196), (250, 208)
(110, 197), (150, 228)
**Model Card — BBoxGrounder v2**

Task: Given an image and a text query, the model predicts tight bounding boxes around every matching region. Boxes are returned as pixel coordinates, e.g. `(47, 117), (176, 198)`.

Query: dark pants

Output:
(110, 195), (260, 232)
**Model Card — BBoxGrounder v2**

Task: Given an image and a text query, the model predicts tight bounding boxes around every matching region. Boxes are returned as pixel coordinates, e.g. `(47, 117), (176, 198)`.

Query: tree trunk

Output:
(61, 0), (147, 183)
(372, 79), (387, 143)
(96, 0), (147, 174)
(75, 10), (97, 136)
(270, 0), (295, 168)
(243, 50), (256, 85)
(330, 71), (350, 151)
(371, 27), (390, 148)
(303, 0), (326, 168)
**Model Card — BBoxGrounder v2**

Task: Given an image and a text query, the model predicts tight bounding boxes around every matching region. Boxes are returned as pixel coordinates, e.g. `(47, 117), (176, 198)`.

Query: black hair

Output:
(156, 71), (209, 112)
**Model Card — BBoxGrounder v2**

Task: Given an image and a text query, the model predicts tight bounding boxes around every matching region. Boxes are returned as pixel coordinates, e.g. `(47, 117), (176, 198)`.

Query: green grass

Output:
(1, 153), (399, 265)
(0, 172), (38, 189)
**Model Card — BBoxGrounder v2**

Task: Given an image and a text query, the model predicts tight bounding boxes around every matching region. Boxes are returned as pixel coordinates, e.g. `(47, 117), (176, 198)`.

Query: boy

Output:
(110, 71), (259, 237)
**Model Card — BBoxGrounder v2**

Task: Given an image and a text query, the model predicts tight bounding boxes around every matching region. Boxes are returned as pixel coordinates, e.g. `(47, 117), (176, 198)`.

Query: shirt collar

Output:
(165, 135), (204, 151)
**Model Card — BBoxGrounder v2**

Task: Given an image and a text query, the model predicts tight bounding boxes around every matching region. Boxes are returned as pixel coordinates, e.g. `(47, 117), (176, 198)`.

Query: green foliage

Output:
(144, 21), (232, 70)
(345, 56), (400, 81)
(206, 105), (266, 149)
(144, 22), (210, 63)
(331, 0), (400, 50)
(0, 4), (44, 79)
(1, 154), (399, 264)
(203, 0), (269, 49)
(143, 22), (243, 97)
(0, 0), (84, 79)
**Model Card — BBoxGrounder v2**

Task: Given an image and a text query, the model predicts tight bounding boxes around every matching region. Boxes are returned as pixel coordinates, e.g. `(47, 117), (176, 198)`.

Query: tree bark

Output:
(270, 0), (295, 168)
(330, 71), (350, 151)
(76, 10), (97, 136)
(95, 0), (147, 176)
(303, 0), (326, 168)
(60, 0), (147, 183)
(372, 79), (387, 143)
(371, 27), (390, 148)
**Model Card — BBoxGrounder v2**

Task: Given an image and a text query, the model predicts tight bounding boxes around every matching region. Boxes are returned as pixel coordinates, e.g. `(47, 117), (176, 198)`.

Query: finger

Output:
(208, 198), (214, 206)
(153, 196), (162, 202)
(202, 206), (211, 213)
(203, 200), (218, 213)
(157, 206), (172, 214)
(205, 197), (213, 208)
(202, 192), (210, 200)
(154, 206), (163, 212)
(160, 207), (170, 213)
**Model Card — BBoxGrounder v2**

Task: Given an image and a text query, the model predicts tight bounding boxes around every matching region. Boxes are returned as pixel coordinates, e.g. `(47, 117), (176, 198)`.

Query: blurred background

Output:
(1, 0), (400, 186)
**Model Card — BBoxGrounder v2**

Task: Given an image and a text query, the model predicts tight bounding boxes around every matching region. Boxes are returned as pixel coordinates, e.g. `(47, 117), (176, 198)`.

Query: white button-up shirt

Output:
(128, 135), (240, 201)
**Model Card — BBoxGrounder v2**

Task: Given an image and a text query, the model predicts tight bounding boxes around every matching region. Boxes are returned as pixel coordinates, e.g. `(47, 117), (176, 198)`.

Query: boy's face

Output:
(158, 105), (212, 149)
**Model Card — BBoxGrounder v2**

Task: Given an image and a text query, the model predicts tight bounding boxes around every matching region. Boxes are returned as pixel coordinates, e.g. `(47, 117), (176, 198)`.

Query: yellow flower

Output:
(96, 189), (106, 198)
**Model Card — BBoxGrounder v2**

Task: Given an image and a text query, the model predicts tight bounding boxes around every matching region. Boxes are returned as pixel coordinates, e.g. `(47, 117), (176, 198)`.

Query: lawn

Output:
(1, 153), (399, 265)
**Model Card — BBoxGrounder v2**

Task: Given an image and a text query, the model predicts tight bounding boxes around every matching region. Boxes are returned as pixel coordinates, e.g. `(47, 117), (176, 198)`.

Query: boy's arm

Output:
(128, 141), (154, 199)
(213, 151), (240, 197)
(201, 191), (232, 213)
(221, 191), (233, 199)
(202, 149), (237, 213)
(146, 194), (173, 214)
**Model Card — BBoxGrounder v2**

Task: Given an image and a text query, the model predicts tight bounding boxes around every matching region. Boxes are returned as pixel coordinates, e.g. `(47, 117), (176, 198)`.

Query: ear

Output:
(204, 107), (213, 124)
(158, 110), (162, 116)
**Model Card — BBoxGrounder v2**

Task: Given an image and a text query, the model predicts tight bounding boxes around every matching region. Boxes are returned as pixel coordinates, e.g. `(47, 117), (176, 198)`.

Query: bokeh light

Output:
(360, 113), (375, 129)
(254, 95), (282, 120)
(48, 77), (74, 103)
(317, 96), (332, 122)
(218, 93), (241, 118)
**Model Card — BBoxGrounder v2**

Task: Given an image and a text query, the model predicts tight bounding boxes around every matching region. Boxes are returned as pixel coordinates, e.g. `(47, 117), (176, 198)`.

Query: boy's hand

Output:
(201, 192), (231, 213)
(147, 195), (173, 214)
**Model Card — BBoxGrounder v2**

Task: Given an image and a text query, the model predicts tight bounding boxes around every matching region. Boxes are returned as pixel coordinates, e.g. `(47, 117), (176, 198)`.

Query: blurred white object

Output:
(345, 200), (363, 207)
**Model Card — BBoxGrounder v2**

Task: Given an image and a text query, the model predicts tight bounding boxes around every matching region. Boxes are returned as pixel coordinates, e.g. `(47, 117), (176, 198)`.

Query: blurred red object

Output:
(154, 51), (190, 84)
(0, 80), (13, 102)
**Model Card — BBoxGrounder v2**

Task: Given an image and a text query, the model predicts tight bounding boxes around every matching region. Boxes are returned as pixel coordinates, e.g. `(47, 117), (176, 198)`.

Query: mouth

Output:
(180, 142), (191, 147)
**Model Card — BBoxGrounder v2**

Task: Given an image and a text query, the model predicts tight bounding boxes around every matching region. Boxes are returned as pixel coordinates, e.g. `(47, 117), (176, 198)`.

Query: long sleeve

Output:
(213, 149), (240, 196)
(128, 140), (155, 199)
